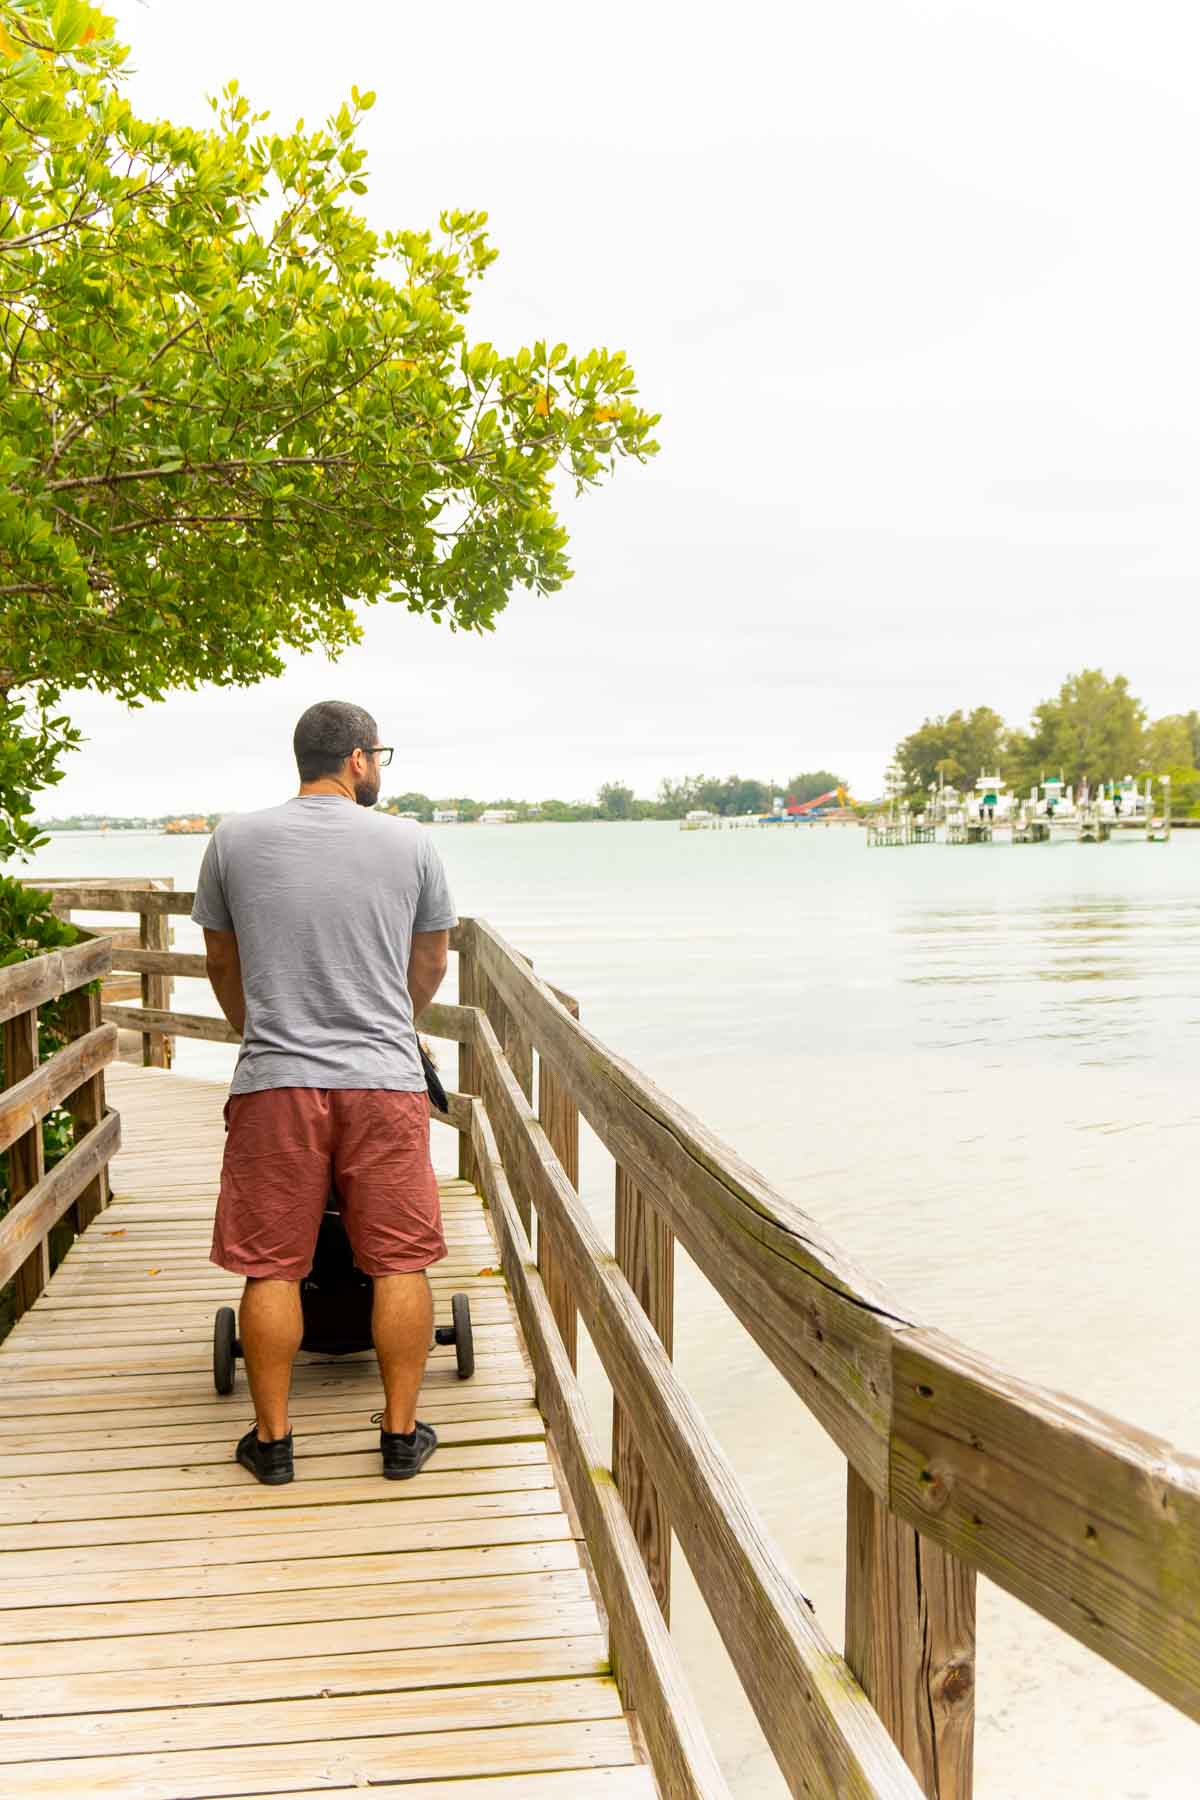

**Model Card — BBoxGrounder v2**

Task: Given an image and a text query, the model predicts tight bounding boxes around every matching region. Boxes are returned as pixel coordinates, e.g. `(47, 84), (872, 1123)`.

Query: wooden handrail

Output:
(0, 937), (111, 1028)
(468, 913), (901, 1490)
(0, 1026), (116, 1158)
(455, 917), (1200, 1759)
(0, 935), (119, 1325)
(473, 1006), (922, 1798)
(26, 884), (1198, 1795)
(467, 1093), (731, 1800)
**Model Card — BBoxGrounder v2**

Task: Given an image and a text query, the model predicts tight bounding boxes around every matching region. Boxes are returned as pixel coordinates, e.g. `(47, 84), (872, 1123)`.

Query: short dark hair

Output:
(294, 700), (379, 783)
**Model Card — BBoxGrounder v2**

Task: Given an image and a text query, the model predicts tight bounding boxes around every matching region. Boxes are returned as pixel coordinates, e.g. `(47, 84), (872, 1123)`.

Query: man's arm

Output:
(408, 928), (449, 1023)
(204, 928), (246, 1037)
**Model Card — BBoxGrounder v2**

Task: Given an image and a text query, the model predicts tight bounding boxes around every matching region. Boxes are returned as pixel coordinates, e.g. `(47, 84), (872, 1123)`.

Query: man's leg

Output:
(372, 1272), (433, 1434)
(240, 1277), (303, 1441)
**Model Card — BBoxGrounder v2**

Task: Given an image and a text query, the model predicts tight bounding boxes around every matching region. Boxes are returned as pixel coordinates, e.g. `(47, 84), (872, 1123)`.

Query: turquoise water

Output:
(24, 822), (1200, 1796)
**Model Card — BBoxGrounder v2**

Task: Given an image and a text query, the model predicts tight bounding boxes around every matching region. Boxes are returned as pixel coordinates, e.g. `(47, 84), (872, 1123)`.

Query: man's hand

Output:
(204, 928), (246, 1037)
(408, 929), (449, 1023)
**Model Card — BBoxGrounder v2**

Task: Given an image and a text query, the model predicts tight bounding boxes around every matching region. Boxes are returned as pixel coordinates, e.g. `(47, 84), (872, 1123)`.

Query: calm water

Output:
(25, 822), (1200, 1797)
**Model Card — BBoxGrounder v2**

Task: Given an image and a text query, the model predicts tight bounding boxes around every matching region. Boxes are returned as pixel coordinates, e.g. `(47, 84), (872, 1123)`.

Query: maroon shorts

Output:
(212, 1088), (446, 1282)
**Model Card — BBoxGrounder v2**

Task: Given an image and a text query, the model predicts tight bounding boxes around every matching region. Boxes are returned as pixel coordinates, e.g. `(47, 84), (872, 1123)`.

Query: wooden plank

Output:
(0, 1593), (601, 1678)
(0, 1025), (117, 1158)
(0, 1560), (590, 1649)
(416, 999), (476, 1043)
(0, 936), (111, 1027)
(0, 1675), (623, 1760)
(470, 1095), (731, 1800)
(0, 1379), (534, 1431)
(140, 902), (173, 1069)
(0, 1470), (558, 1545)
(22, 883), (194, 913)
(102, 1002), (239, 1045)
(458, 938), (481, 1185)
(613, 1163), (674, 1622)
(114, 947), (207, 978)
(0, 1111), (120, 1287)
(0, 1632), (608, 1719)
(468, 915), (900, 1495)
(3, 1009), (48, 1316)
(475, 1017), (922, 1799)
(222, 1769), (656, 1800)
(0, 1717), (639, 1799)
(0, 1532), (581, 1612)
(845, 1463), (976, 1799)
(58, 985), (111, 1229)
(0, 1418), (543, 1495)
(537, 1011), (579, 1370)
(890, 1325), (1200, 1726)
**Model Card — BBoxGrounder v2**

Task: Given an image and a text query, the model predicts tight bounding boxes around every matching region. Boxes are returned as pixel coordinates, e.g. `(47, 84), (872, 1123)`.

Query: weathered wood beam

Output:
(0, 1111), (121, 1288)
(473, 1015), (922, 1800)
(101, 1004), (238, 1046)
(60, 987), (111, 1230)
(467, 1095), (731, 1800)
(890, 1327), (1200, 1725)
(0, 938), (111, 1027)
(846, 1465), (976, 1799)
(0, 1026), (116, 1159)
(20, 884), (194, 914)
(469, 915), (899, 1495)
(139, 906), (171, 1069)
(3, 1009), (48, 1316)
(613, 1164), (674, 1623)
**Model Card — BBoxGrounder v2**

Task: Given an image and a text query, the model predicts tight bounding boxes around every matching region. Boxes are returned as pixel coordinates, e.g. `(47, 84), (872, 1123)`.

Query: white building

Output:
(432, 808), (460, 824)
(480, 809), (519, 824)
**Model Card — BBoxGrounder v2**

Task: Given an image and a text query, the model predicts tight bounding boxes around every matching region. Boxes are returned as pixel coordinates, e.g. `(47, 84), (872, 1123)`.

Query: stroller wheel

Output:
(213, 1305), (238, 1395)
(452, 1292), (474, 1381)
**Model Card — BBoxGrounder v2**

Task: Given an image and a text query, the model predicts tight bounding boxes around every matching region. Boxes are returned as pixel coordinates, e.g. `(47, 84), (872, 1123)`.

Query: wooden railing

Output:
(0, 933), (120, 1325)
(17, 887), (1200, 1798)
(23, 879), (183, 1070)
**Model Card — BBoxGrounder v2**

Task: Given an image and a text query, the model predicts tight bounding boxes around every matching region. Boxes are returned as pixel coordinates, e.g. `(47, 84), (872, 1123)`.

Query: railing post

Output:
(3, 1007), (48, 1319)
(845, 1463), (976, 1799)
(457, 932), (480, 1186)
(61, 984), (110, 1229)
(536, 995), (579, 1370)
(139, 889), (172, 1069)
(612, 1164), (674, 1621)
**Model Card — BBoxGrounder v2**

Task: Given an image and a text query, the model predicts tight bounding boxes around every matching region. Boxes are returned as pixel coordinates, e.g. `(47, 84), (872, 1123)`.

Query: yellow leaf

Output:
(0, 21), (14, 56)
(396, 358), (416, 370)
(595, 406), (619, 423)
(81, 24), (96, 44)
(147, 1267), (160, 1276)
(104, 1229), (127, 1237)
(476, 1266), (500, 1278)
(535, 389), (551, 417)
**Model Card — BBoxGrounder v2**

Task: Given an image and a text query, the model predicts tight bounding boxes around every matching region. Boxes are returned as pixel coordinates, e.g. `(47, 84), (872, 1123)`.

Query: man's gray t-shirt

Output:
(191, 797), (457, 1096)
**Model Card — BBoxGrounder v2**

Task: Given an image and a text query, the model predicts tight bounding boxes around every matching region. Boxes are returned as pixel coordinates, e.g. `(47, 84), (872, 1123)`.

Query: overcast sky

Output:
(47, 0), (1200, 814)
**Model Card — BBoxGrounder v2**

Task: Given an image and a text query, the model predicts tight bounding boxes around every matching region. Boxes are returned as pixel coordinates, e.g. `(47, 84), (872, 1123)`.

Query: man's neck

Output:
(298, 778), (355, 802)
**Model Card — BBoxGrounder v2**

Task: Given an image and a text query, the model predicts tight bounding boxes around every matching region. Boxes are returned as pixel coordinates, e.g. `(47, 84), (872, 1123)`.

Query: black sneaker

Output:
(235, 1425), (294, 1486)
(373, 1415), (438, 1480)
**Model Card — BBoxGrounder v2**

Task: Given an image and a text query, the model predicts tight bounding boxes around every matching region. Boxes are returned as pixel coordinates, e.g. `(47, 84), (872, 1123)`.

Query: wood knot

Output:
(935, 1660), (974, 1705)
(916, 1463), (953, 1512)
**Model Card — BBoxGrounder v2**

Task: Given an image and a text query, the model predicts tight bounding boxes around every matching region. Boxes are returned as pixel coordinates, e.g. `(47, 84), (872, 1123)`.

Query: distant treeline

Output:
(383, 771), (847, 823)
(36, 813), (223, 832)
(37, 773), (849, 832)
(895, 671), (1200, 816)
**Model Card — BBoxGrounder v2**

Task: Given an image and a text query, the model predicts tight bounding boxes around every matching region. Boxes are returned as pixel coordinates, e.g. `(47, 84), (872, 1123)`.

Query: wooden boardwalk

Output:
(0, 1063), (655, 1799)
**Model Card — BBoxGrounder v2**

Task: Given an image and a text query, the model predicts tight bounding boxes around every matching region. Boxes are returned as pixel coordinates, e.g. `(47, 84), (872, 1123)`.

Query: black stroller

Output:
(212, 1050), (474, 1393)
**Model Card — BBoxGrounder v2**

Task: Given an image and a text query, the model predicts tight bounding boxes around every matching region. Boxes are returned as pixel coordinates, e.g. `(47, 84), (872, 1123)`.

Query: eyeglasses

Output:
(343, 745), (394, 767)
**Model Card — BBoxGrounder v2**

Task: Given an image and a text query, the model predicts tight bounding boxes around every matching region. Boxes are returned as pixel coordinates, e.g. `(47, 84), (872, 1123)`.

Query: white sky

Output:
(46, 0), (1200, 813)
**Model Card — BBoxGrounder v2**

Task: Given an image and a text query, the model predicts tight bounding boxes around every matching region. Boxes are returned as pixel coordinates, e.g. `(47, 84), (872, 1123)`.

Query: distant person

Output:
(192, 701), (457, 1486)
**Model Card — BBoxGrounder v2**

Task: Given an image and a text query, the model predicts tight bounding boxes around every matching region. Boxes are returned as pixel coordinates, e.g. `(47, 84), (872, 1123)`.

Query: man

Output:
(192, 700), (456, 1486)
